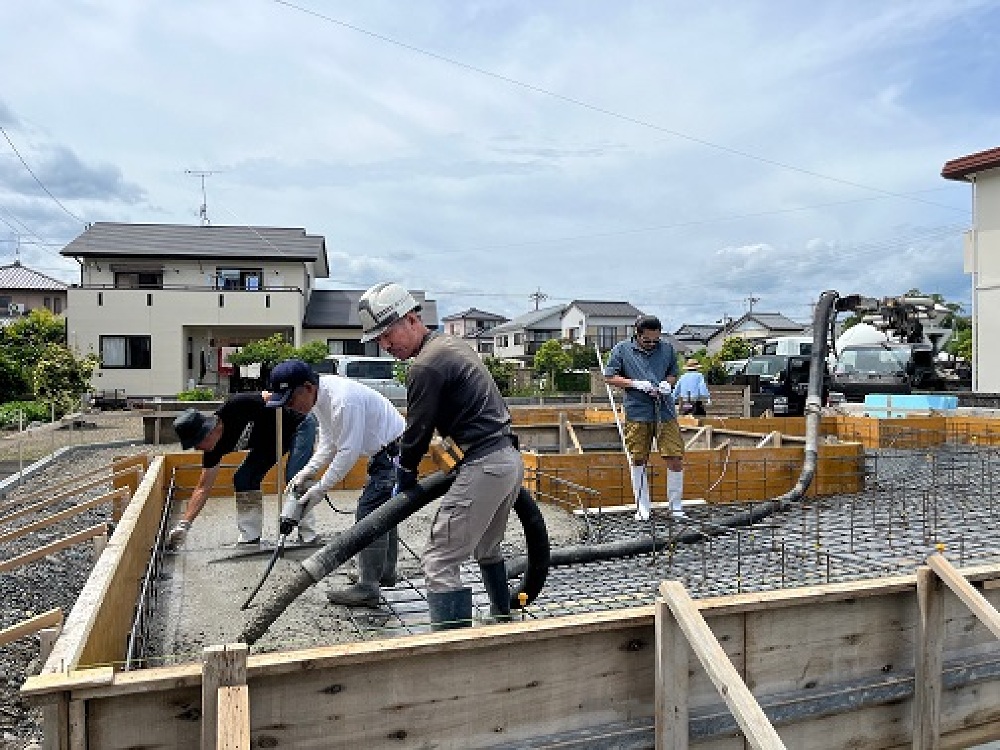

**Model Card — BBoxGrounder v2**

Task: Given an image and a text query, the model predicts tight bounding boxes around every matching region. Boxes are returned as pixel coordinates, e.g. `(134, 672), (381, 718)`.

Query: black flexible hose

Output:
(240, 472), (552, 644)
(509, 488), (549, 608)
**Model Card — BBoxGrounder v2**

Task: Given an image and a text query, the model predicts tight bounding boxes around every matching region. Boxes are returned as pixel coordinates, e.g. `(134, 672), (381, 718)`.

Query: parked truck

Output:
(829, 295), (969, 402)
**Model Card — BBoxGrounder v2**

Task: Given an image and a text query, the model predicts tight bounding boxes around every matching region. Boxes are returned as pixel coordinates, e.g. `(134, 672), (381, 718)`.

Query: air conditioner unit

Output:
(7, 302), (25, 316)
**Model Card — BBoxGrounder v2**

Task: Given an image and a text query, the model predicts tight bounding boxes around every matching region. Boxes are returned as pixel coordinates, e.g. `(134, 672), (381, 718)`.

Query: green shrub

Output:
(554, 371), (591, 392)
(177, 387), (217, 402)
(0, 400), (53, 428)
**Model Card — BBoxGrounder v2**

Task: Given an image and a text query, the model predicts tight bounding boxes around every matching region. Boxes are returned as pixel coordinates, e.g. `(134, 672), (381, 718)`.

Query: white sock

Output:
(667, 470), (684, 513)
(631, 465), (651, 520)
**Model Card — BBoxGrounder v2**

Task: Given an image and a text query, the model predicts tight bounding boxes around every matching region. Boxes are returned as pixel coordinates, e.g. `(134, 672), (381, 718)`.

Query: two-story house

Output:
(61, 222), (439, 397)
(560, 300), (644, 352)
(440, 308), (508, 357)
(491, 304), (564, 366)
(942, 145), (1000, 392)
(0, 260), (69, 321)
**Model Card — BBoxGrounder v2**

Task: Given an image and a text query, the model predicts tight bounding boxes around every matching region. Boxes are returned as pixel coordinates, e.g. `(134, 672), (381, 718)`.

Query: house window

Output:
(513, 333), (523, 345)
(478, 341), (494, 354)
(0, 295), (10, 309)
(114, 271), (163, 289)
(498, 335), (509, 348)
(44, 297), (51, 310)
(215, 268), (263, 290)
(567, 327), (579, 341)
(53, 298), (63, 314)
(327, 339), (377, 356)
(596, 326), (618, 350)
(100, 335), (151, 369)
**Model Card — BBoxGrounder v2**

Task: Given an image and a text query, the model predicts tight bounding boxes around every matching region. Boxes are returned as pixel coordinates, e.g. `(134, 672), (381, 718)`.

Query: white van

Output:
(314, 356), (407, 401)
(760, 336), (812, 357)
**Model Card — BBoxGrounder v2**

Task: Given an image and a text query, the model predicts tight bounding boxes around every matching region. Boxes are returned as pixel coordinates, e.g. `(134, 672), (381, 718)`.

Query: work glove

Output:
(393, 465), (418, 496)
(629, 379), (656, 394)
(658, 380), (673, 396)
(166, 519), (191, 550)
(278, 483), (325, 536)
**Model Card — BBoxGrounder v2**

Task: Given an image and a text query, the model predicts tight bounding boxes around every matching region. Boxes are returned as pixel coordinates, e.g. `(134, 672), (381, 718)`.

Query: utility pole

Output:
(745, 294), (760, 313)
(184, 169), (223, 226)
(529, 287), (548, 311)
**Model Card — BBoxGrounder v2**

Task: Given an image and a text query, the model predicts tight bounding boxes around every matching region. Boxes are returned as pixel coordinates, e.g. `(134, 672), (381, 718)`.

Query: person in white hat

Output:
(674, 358), (711, 416)
(358, 281), (523, 630)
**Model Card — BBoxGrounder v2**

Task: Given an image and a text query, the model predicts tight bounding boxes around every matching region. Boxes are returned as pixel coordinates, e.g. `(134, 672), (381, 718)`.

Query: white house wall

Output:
(67, 259), (307, 397)
(972, 171), (1000, 392)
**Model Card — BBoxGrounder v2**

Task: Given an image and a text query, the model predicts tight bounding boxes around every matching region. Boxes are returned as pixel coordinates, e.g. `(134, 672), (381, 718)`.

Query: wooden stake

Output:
(660, 580), (786, 750)
(655, 598), (689, 749)
(913, 566), (943, 750)
(202, 643), (249, 750)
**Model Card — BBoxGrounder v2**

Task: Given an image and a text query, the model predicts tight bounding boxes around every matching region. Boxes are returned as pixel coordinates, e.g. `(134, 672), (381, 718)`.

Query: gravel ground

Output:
(0, 411), (168, 750)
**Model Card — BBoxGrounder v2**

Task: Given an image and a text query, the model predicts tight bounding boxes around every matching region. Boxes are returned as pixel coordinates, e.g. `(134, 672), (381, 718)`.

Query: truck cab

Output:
(829, 343), (938, 402)
(313, 355), (407, 401)
(737, 354), (827, 416)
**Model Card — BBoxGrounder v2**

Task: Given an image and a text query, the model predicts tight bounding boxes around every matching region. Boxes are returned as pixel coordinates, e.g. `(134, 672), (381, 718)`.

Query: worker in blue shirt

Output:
(603, 316), (685, 520)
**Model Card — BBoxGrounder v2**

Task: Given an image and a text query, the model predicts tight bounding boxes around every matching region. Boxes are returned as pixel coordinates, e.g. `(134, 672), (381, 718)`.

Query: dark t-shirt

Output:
(201, 393), (304, 469)
(400, 332), (511, 470)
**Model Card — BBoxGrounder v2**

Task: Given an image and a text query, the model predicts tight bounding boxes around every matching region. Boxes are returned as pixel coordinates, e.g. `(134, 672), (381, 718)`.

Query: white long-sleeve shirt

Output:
(294, 375), (405, 493)
(673, 371), (711, 402)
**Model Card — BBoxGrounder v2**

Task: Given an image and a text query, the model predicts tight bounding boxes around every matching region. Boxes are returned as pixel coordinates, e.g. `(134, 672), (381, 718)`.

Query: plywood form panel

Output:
(744, 593), (916, 695)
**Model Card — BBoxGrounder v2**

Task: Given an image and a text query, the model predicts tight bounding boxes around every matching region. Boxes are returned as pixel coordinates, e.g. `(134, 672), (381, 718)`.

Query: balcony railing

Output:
(70, 283), (303, 293)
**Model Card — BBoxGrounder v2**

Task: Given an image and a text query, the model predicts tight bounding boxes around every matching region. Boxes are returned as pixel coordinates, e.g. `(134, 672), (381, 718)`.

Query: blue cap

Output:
(267, 359), (316, 407)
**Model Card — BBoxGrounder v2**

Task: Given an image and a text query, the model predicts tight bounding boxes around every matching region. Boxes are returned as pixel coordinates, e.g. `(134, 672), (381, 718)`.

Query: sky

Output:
(1, 1), (998, 331)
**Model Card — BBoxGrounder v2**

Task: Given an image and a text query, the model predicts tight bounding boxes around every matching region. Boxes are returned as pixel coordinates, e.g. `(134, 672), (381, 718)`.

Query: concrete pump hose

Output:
(240, 472), (552, 645)
(509, 488), (550, 608)
(240, 471), (456, 645)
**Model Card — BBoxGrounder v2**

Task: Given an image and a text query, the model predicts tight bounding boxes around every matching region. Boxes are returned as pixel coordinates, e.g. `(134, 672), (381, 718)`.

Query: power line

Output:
(271, 1), (964, 214)
(0, 126), (85, 225)
(418, 190), (965, 258)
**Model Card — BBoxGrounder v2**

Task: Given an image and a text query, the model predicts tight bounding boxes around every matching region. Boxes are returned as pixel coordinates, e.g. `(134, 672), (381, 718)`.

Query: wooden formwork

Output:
(524, 442), (864, 509)
(22, 456), (1000, 750)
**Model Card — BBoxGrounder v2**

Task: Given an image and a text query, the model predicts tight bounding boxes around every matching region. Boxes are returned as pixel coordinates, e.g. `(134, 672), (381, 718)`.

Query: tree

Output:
(564, 341), (598, 369)
(717, 337), (752, 361)
(533, 339), (572, 390)
(0, 308), (66, 400)
(226, 335), (329, 368)
(33, 345), (98, 412)
(483, 357), (517, 395)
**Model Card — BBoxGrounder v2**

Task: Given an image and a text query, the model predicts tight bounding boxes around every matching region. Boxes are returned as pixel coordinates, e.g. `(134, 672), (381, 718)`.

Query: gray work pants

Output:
(423, 445), (523, 592)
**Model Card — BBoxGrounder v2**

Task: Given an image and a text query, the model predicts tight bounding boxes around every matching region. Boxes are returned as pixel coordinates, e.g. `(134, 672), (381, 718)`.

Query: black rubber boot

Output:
(479, 560), (511, 622)
(326, 538), (386, 608)
(347, 528), (397, 587)
(427, 588), (473, 631)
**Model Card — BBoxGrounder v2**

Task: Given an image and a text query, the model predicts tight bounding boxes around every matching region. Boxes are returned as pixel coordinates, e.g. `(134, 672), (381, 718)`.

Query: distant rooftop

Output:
(0, 260), (68, 291)
(304, 289), (438, 329)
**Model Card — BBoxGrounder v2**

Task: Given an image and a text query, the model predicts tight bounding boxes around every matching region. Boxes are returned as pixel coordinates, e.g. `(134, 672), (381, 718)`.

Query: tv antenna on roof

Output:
(184, 169), (224, 226)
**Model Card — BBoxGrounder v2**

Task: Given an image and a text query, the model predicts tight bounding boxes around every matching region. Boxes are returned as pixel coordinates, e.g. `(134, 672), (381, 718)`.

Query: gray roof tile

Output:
(0, 261), (68, 291)
(61, 222), (328, 276)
